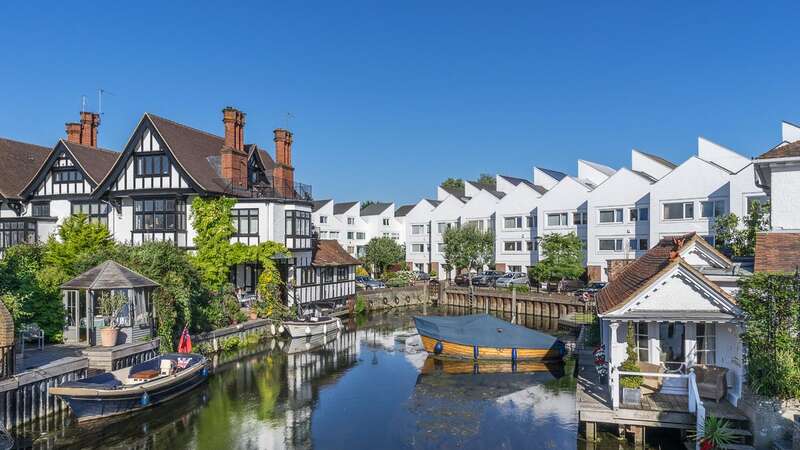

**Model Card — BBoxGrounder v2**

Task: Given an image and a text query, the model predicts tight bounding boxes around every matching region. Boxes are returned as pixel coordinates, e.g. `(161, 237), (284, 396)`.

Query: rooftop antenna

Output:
(81, 95), (87, 112)
(98, 88), (114, 116)
(285, 112), (295, 130)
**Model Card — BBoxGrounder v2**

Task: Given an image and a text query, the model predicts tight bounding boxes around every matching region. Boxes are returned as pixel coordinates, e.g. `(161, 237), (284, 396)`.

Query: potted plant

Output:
(620, 322), (644, 405)
(98, 292), (127, 347)
(689, 416), (735, 450)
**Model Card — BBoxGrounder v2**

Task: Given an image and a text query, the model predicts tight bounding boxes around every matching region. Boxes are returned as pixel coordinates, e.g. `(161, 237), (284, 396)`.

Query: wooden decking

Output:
(14, 344), (85, 373)
(576, 349), (748, 429)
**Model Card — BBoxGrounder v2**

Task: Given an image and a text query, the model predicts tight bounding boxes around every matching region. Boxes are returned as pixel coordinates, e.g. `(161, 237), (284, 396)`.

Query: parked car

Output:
(575, 282), (607, 301)
(453, 273), (472, 287)
(472, 270), (506, 287)
(495, 272), (529, 288)
(355, 276), (386, 290)
(413, 271), (431, 281)
(558, 279), (585, 292)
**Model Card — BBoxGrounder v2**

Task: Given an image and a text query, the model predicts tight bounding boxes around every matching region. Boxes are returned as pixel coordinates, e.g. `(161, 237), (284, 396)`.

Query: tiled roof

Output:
(62, 141), (121, 184)
(395, 204), (415, 217)
(312, 199), (332, 212)
(597, 232), (696, 314)
(756, 140), (800, 160)
(0, 138), (51, 199)
(61, 260), (159, 290)
(333, 201), (358, 215)
(360, 202), (392, 216)
(312, 240), (360, 267)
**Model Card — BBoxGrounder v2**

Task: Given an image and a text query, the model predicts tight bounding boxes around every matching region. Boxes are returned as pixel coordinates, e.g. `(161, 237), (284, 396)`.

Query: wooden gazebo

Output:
(61, 261), (159, 346)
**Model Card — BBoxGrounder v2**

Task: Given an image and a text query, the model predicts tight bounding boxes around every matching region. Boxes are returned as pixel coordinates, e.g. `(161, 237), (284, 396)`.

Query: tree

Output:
(361, 200), (377, 209)
(363, 237), (405, 276)
(440, 178), (464, 191)
(713, 201), (770, 256)
(476, 173), (496, 189)
(442, 226), (494, 282)
(532, 233), (584, 291)
(43, 214), (114, 280)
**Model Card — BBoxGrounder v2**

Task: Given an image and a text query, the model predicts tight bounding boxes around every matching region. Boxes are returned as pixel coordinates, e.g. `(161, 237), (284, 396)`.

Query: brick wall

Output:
(755, 232), (800, 273)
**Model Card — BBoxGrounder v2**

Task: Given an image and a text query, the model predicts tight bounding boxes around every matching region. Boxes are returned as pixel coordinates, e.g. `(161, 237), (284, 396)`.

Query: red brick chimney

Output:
(65, 112), (100, 147)
(220, 107), (248, 188)
(272, 128), (294, 197)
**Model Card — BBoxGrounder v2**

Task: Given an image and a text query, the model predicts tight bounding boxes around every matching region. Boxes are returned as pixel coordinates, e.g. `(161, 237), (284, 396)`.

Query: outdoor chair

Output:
(693, 364), (728, 403)
(18, 323), (44, 357)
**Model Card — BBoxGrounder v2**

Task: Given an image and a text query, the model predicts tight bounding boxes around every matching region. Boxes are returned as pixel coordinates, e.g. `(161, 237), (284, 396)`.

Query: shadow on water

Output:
(10, 306), (669, 450)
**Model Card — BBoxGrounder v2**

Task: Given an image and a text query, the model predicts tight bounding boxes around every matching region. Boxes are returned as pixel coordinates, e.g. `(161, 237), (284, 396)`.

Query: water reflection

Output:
(18, 307), (581, 450)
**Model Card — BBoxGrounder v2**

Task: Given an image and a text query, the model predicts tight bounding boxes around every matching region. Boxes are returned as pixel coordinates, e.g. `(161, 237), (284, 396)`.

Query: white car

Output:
(494, 272), (529, 288)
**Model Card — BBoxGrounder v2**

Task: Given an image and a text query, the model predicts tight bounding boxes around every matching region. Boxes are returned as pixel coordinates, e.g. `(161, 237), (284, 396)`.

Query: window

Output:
(573, 212), (587, 225)
(599, 238), (623, 251)
(547, 213), (569, 227)
(437, 222), (454, 233)
(347, 245), (355, 254)
(319, 231), (328, 239)
(319, 216), (328, 224)
(356, 232), (366, 240)
(696, 323), (716, 364)
(300, 267), (316, 285)
(232, 209), (258, 236)
(437, 242), (446, 253)
(71, 202), (110, 226)
(329, 231), (339, 239)
(337, 266), (348, 280)
(504, 241), (523, 251)
(382, 218), (390, 226)
(465, 220), (483, 231)
(321, 268), (334, 284)
(347, 217), (355, 225)
(629, 207), (649, 222)
(412, 224), (426, 235)
(599, 208), (623, 224)
(285, 210), (311, 237)
(663, 202), (694, 220)
(504, 216), (523, 229)
(133, 198), (186, 232)
(634, 322), (649, 362)
(53, 169), (84, 183)
(134, 154), (170, 177)
(412, 244), (426, 253)
(526, 216), (535, 228)
(527, 240), (536, 251)
(0, 220), (36, 250)
(746, 196), (768, 214)
(628, 238), (649, 251)
(31, 203), (50, 217)
(509, 265), (522, 273)
(701, 199), (726, 218)
(347, 232), (354, 239)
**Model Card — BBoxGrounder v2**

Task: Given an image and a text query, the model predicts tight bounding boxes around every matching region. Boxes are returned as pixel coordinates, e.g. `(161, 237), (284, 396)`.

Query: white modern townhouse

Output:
(330, 201), (369, 258)
(429, 194), (467, 279)
(649, 137), (765, 248)
(403, 198), (438, 274)
(0, 108), (357, 310)
(586, 151), (677, 282)
(493, 176), (547, 273)
(360, 202), (404, 246)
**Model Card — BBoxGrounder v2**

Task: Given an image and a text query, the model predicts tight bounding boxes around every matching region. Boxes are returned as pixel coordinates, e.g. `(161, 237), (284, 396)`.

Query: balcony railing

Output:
(213, 176), (313, 201)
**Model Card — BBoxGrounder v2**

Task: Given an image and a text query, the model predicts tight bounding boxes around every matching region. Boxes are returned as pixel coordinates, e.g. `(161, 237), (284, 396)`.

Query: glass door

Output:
(658, 323), (685, 371)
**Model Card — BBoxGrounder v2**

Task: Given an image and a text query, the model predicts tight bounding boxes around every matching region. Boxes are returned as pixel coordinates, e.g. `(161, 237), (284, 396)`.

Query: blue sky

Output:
(1, 1), (799, 205)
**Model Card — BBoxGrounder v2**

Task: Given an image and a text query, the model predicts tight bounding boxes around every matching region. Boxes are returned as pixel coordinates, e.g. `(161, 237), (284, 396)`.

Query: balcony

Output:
(213, 176), (313, 201)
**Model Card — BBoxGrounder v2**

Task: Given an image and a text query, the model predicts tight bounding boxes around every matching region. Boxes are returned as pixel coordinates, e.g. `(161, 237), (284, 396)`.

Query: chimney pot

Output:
(221, 107), (247, 188)
(79, 111), (100, 147)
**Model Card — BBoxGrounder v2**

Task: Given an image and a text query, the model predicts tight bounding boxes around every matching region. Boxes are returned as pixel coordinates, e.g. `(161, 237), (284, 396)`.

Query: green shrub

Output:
(620, 321), (643, 389)
(354, 295), (367, 314)
(386, 277), (409, 288)
(504, 284), (529, 293)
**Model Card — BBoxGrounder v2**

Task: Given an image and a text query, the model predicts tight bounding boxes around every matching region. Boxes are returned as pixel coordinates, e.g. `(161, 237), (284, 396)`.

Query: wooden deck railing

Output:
(687, 369), (705, 450)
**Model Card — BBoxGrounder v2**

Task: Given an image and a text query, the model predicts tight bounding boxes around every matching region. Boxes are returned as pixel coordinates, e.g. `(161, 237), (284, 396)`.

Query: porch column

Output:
(684, 322), (697, 367)
(648, 322), (659, 365)
(609, 321), (620, 409)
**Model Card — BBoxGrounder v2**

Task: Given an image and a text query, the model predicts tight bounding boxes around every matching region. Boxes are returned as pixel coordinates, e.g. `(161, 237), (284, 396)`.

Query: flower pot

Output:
(100, 327), (119, 347)
(622, 387), (642, 406)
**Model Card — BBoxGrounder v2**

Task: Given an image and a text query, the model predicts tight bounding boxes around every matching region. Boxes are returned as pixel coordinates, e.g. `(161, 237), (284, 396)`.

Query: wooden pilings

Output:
(440, 287), (585, 320)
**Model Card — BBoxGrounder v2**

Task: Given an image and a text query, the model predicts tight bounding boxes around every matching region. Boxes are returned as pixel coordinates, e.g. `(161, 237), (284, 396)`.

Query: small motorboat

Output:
(413, 314), (565, 362)
(283, 315), (342, 338)
(50, 353), (208, 422)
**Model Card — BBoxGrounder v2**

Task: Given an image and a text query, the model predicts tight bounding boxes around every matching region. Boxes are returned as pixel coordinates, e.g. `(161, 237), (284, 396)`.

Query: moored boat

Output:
(419, 355), (564, 376)
(283, 315), (342, 338)
(413, 314), (565, 362)
(50, 353), (208, 422)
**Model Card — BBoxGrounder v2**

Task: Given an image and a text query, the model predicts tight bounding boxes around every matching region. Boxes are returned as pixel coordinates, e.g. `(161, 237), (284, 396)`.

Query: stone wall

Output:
(358, 285), (430, 310)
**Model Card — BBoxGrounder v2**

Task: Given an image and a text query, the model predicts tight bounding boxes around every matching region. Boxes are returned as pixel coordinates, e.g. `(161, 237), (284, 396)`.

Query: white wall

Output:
(429, 195), (466, 278)
(404, 199), (436, 273)
(631, 149), (673, 181)
(494, 183), (541, 271)
(769, 163), (800, 230)
(536, 177), (591, 262)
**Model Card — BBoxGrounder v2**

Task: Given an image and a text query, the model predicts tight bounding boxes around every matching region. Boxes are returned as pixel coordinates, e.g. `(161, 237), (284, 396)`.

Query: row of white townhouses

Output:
(0, 108), (358, 309)
(312, 122), (800, 281)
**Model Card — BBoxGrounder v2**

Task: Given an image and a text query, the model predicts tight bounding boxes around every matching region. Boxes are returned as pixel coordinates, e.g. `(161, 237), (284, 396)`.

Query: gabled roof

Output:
(538, 167), (567, 181)
(61, 260), (159, 290)
(467, 179), (496, 191)
(395, 204), (415, 217)
(486, 190), (506, 199)
(440, 185), (465, 198)
(597, 233), (734, 314)
(311, 240), (360, 267)
(631, 170), (657, 182)
(61, 141), (121, 184)
(360, 202), (392, 216)
(312, 199), (332, 212)
(579, 159), (617, 177)
(636, 150), (677, 169)
(0, 138), (51, 200)
(427, 199), (442, 207)
(756, 140), (800, 160)
(247, 144), (275, 172)
(333, 201), (358, 215)
(498, 175), (547, 194)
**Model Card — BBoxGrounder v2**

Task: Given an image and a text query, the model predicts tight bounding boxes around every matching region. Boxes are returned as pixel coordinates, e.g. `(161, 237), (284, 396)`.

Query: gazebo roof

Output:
(61, 260), (160, 290)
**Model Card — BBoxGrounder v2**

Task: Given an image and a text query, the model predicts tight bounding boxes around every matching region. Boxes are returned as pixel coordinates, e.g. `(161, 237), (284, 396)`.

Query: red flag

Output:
(177, 326), (192, 353)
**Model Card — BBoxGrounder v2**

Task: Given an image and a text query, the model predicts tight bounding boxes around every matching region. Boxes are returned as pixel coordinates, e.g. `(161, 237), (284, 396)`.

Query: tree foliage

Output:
(363, 237), (405, 276)
(440, 178), (464, 191)
(737, 272), (800, 399)
(476, 173), (496, 189)
(713, 201), (770, 256)
(531, 233), (584, 285)
(442, 226), (494, 274)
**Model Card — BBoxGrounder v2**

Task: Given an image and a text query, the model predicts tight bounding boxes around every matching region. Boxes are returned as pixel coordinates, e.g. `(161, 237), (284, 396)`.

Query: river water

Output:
(19, 306), (590, 449)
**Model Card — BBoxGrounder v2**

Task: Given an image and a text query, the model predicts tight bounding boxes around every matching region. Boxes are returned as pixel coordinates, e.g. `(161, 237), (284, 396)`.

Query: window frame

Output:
(52, 168), (84, 184)
(503, 216), (523, 230)
(71, 202), (110, 226)
(573, 211), (587, 225)
(598, 238), (623, 252)
(503, 241), (523, 252)
(134, 153), (171, 178)
(629, 206), (649, 222)
(132, 198), (186, 233)
(696, 323), (716, 365)
(598, 208), (623, 224)
(232, 208), (259, 237)
(663, 201), (694, 221)
(546, 212), (569, 227)
(31, 202), (50, 218)
(700, 199), (726, 219)
(634, 322), (649, 362)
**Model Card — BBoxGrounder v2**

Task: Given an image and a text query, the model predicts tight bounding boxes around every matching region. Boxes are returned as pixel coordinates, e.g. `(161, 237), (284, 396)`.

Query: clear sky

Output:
(2, 1), (799, 205)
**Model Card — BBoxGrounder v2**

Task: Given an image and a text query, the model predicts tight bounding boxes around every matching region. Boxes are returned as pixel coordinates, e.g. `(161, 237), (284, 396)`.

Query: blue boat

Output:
(50, 353), (208, 422)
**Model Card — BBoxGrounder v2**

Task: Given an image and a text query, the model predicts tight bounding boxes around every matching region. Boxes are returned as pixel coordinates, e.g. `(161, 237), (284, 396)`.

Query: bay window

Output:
(133, 198), (186, 232)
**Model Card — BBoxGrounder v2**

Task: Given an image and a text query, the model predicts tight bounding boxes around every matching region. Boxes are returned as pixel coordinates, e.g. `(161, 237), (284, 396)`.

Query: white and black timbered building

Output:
(292, 240), (359, 310)
(0, 106), (356, 309)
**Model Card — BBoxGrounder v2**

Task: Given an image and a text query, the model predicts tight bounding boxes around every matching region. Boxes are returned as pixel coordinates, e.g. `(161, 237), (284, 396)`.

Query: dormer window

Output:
(135, 154), (170, 177)
(53, 169), (84, 183)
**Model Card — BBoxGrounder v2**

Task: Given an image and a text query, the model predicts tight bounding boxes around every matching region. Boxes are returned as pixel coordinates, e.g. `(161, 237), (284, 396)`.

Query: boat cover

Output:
(413, 314), (561, 350)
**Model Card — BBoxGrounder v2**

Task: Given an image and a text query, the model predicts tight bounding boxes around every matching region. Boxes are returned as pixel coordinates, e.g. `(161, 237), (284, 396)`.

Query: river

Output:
(16, 306), (598, 449)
